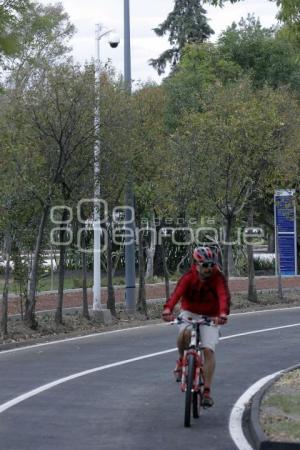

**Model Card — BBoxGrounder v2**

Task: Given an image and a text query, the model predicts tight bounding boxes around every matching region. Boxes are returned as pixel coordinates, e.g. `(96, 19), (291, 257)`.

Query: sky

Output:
(39, 0), (279, 84)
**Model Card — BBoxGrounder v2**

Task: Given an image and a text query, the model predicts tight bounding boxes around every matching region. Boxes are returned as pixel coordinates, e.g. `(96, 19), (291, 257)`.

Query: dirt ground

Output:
(1, 291), (300, 346)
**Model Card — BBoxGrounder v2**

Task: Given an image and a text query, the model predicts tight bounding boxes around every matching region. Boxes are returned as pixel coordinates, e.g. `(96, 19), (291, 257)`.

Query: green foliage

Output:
(0, 0), (30, 56)
(150, 0), (214, 74)
(218, 15), (300, 90)
(202, 0), (240, 4)
(4, 2), (74, 89)
(168, 79), (300, 229)
(254, 256), (275, 272)
(203, 0), (300, 44)
(162, 42), (242, 129)
(162, 15), (300, 130)
(276, 0), (300, 45)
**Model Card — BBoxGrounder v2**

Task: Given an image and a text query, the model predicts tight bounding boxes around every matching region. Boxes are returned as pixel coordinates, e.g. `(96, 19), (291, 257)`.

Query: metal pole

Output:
(93, 24), (102, 311)
(124, 0), (136, 314)
(124, 0), (132, 94)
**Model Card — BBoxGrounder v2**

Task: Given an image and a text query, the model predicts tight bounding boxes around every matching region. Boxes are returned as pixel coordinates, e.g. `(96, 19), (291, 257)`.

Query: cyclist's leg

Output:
(177, 328), (191, 358)
(202, 347), (215, 389)
(173, 329), (190, 381)
(174, 311), (195, 380)
(200, 324), (220, 406)
(177, 310), (199, 357)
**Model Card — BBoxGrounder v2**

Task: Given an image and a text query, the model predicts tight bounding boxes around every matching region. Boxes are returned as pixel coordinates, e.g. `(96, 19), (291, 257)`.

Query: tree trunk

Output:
(222, 215), (238, 279)
(145, 215), (156, 280)
(161, 239), (170, 300)
(137, 229), (148, 317)
(153, 241), (164, 277)
(81, 224), (90, 320)
(247, 208), (258, 303)
(55, 208), (69, 324)
(25, 204), (50, 329)
(228, 245), (236, 277)
(106, 222), (116, 316)
(223, 217), (232, 280)
(268, 231), (275, 253)
(153, 216), (166, 277)
(1, 233), (12, 337)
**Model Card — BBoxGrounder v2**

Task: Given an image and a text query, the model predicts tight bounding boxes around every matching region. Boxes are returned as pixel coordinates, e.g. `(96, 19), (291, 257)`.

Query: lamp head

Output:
(109, 32), (120, 48)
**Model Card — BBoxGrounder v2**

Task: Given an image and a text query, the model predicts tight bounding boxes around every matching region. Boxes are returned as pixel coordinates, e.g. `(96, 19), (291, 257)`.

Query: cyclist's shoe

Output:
(202, 388), (214, 407)
(173, 358), (183, 382)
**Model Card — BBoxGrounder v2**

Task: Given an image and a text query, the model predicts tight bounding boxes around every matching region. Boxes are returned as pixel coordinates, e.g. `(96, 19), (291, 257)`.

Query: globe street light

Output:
(93, 24), (119, 315)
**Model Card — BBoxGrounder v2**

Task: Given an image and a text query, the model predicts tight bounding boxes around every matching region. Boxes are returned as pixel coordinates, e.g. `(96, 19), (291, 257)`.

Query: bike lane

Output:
(0, 308), (299, 450)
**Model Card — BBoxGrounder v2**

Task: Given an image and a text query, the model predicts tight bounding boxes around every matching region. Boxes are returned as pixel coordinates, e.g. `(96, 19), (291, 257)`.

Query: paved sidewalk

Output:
(3, 276), (300, 316)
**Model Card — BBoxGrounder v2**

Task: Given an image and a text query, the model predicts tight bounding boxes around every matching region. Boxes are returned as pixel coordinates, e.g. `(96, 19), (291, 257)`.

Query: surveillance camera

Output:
(109, 32), (120, 48)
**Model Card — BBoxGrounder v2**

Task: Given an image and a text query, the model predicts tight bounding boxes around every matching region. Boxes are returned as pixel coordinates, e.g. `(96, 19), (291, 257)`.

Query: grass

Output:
(0, 272), (181, 294)
(263, 393), (300, 415)
(261, 369), (300, 443)
(263, 421), (300, 441)
(0, 273), (127, 293)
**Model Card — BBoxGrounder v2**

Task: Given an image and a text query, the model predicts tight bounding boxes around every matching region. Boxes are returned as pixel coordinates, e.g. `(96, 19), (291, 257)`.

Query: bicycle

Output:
(172, 315), (212, 427)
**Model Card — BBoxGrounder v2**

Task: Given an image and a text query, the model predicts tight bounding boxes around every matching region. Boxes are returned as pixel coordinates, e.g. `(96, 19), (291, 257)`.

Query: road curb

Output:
(248, 364), (300, 450)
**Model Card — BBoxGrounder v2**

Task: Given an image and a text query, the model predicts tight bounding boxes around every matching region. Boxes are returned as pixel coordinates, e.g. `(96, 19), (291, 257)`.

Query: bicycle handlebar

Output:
(171, 316), (212, 326)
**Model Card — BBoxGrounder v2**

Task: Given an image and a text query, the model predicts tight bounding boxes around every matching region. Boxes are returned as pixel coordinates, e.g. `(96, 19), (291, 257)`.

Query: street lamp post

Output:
(93, 24), (119, 320)
(123, 0), (136, 314)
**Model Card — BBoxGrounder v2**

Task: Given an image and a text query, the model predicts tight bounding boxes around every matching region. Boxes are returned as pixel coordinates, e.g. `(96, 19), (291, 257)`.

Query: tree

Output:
(4, 63), (95, 328)
(130, 84), (168, 313)
(97, 70), (138, 316)
(1, 231), (11, 336)
(0, 0), (31, 57)
(218, 15), (300, 90)
(162, 41), (241, 130)
(3, 2), (74, 89)
(203, 0), (300, 42)
(149, 0), (214, 75)
(161, 15), (300, 131)
(171, 80), (299, 278)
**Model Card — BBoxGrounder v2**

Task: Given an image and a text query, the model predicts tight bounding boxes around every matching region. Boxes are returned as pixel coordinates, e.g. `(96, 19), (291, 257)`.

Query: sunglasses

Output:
(199, 262), (215, 268)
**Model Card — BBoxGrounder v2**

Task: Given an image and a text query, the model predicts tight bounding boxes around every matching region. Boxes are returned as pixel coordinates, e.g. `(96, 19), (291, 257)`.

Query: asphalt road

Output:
(0, 307), (300, 450)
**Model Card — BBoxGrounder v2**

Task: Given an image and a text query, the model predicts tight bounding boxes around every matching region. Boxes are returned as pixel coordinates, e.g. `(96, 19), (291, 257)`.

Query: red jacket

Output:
(164, 264), (230, 317)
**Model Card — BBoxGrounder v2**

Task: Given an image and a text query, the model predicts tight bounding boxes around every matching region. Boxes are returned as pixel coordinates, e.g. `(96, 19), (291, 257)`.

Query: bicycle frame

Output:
(180, 318), (207, 392)
(173, 316), (212, 427)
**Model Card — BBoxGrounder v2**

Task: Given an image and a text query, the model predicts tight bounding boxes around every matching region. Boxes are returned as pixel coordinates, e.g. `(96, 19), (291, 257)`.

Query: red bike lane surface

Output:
(3, 276), (300, 316)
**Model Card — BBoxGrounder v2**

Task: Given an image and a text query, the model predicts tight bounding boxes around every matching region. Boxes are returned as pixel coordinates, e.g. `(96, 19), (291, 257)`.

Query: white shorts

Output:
(178, 310), (220, 352)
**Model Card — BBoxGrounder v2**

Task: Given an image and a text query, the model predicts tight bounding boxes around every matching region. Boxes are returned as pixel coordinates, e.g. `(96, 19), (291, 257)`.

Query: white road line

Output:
(220, 322), (300, 341)
(0, 324), (164, 355)
(229, 371), (282, 450)
(1, 323), (300, 450)
(0, 323), (300, 417)
(0, 348), (177, 414)
(230, 306), (300, 316)
(1, 306), (300, 356)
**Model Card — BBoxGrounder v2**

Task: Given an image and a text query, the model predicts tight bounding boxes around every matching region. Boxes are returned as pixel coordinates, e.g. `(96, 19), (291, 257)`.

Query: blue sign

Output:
(274, 190), (297, 276)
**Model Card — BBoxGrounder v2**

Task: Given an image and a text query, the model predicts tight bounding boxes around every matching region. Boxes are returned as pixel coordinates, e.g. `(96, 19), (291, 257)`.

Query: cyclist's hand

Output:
(162, 307), (174, 322)
(214, 315), (228, 325)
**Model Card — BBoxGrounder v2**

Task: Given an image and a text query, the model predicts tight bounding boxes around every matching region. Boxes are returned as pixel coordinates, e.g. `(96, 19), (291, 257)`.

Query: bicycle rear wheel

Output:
(192, 392), (199, 419)
(184, 354), (195, 427)
(194, 369), (205, 418)
(192, 361), (204, 419)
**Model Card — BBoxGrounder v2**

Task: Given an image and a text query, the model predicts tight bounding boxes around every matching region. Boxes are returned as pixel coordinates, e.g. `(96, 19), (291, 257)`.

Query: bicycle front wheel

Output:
(184, 354), (195, 427)
(192, 392), (199, 419)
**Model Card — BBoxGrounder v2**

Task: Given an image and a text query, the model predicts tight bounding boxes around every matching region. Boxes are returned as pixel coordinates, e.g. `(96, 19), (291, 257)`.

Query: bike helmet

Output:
(193, 246), (218, 264)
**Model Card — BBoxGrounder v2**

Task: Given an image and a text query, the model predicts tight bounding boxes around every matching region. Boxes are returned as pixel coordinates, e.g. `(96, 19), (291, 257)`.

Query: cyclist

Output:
(162, 246), (230, 407)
